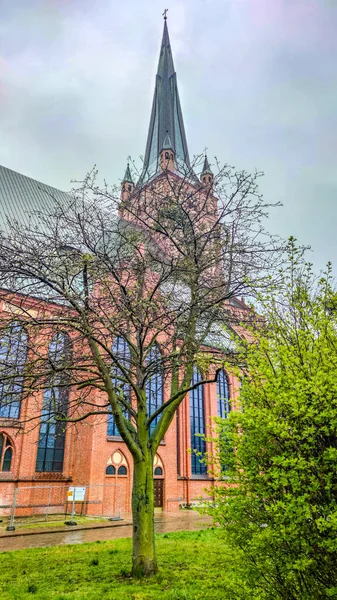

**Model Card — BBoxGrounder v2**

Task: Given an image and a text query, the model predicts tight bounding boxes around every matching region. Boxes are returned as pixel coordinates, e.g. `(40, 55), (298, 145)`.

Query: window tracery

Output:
(36, 332), (71, 473)
(0, 433), (13, 472)
(153, 453), (164, 477)
(217, 370), (230, 418)
(105, 450), (128, 476)
(146, 344), (163, 433)
(107, 336), (131, 437)
(190, 367), (207, 475)
(0, 321), (27, 419)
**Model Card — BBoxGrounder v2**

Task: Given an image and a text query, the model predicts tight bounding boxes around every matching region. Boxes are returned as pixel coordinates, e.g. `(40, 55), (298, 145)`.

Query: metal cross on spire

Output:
(162, 8), (168, 20)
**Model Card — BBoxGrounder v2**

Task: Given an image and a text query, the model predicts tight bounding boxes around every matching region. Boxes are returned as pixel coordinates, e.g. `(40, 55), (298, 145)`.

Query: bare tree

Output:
(0, 158), (281, 576)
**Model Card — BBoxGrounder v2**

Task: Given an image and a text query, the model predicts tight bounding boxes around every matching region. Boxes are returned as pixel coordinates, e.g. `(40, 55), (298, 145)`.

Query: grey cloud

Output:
(0, 0), (336, 272)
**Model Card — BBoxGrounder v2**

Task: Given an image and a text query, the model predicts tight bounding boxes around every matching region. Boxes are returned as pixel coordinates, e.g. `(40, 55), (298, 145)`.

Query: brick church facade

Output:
(0, 20), (246, 517)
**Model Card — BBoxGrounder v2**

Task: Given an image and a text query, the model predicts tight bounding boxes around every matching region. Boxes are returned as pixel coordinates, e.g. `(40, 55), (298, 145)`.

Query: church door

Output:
(154, 479), (164, 508)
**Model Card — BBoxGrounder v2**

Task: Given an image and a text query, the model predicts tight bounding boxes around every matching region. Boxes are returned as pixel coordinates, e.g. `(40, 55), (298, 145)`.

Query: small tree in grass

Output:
(207, 243), (337, 599)
(0, 162), (280, 577)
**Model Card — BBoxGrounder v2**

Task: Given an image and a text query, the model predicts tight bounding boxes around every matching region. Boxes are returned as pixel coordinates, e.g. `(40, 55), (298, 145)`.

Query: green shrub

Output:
(208, 248), (337, 599)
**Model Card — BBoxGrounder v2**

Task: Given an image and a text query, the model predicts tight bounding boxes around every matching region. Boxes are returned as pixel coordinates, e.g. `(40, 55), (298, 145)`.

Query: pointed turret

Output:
(121, 162), (134, 203)
(200, 155), (214, 187)
(123, 163), (133, 185)
(138, 18), (192, 184)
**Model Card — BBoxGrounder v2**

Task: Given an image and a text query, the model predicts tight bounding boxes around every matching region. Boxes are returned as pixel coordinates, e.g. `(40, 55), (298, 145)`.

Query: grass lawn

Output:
(0, 528), (253, 600)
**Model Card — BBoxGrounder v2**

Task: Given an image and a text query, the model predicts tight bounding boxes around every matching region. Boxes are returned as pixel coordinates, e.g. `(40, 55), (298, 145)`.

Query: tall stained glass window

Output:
(190, 367), (207, 475)
(146, 345), (163, 433)
(0, 322), (27, 419)
(36, 332), (71, 472)
(217, 370), (232, 474)
(217, 370), (230, 418)
(107, 336), (131, 437)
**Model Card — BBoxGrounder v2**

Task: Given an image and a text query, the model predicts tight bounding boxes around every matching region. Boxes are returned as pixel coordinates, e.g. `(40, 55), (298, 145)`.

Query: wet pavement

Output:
(0, 511), (212, 552)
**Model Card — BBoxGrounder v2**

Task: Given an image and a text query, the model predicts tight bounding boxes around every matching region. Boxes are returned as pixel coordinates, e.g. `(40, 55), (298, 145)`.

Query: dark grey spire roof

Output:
(0, 164), (71, 233)
(122, 163), (133, 184)
(201, 155), (213, 175)
(138, 20), (191, 185)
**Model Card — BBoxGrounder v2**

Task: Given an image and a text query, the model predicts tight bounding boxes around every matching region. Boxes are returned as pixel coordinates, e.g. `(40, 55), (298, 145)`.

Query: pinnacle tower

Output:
(139, 18), (192, 185)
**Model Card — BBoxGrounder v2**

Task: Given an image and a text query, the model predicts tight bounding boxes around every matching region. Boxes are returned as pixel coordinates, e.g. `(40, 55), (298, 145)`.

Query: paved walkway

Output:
(0, 511), (212, 552)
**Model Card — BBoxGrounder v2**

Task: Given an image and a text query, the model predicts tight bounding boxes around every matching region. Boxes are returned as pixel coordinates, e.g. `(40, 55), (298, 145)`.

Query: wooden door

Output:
(154, 479), (164, 508)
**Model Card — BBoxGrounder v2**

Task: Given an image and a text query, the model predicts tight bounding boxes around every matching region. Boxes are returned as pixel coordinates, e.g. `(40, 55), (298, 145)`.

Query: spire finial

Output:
(162, 8), (168, 20)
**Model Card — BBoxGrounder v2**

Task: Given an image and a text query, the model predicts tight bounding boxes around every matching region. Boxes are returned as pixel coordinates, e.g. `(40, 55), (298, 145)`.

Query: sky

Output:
(0, 0), (336, 273)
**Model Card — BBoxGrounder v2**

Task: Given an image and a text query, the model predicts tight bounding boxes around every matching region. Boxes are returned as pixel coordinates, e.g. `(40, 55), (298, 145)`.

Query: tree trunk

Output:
(131, 453), (157, 578)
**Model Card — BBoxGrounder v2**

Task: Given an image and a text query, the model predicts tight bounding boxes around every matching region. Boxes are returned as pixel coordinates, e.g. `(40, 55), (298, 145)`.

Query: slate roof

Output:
(0, 164), (71, 233)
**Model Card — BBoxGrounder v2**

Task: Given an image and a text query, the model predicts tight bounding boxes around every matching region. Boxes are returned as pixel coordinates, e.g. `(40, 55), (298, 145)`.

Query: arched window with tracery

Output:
(107, 336), (131, 437)
(190, 366), (207, 475)
(0, 433), (13, 472)
(0, 321), (27, 419)
(36, 332), (71, 472)
(105, 450), (128, 476)
(146, 344), (163, 433)
(217, 370), (230, 418)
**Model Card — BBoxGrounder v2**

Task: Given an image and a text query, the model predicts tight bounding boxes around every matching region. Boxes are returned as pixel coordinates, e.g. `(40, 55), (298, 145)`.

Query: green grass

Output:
(0, 529), (253, 600)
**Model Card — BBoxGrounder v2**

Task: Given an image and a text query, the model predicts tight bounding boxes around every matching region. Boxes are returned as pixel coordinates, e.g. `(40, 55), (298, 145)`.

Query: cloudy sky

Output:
(0, 0), (336, 272)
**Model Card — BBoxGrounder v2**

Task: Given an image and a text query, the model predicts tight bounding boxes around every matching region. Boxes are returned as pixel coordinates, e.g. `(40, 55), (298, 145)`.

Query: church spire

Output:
(121, 161), (134, 204)
(200, 154), (214, 187)
(123, 162), (133, 184)
(139, 17), (191, 185)
(201, 154), (212, 176)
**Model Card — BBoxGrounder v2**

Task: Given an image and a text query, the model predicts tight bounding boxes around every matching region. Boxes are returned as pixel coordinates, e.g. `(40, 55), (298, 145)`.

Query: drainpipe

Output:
(184, 396), (190, 506)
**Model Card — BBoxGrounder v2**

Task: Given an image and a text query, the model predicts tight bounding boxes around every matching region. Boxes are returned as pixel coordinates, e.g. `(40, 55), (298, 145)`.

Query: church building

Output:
(0, 19), (245, 518)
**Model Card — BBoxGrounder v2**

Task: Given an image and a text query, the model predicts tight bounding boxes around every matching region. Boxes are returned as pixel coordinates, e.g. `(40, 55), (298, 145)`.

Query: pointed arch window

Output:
(105, 450), (128, 476)
(36, 332), (71, 473)
(0, 322), (27, 419)
(0, 433), (13, 472)
(107, 337), (131, 437)
(146, 344), (163, 433)
(190, 367), (207, 475)
(217, 370), (230, 418)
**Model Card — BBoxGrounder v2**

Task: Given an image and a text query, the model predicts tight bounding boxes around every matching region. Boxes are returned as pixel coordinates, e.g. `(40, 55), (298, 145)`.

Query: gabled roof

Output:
(138, 20), (192, 185)
(0, 164), (71, 232)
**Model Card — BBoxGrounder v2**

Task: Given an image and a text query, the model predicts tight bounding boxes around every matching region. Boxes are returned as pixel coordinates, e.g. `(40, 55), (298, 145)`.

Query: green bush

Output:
(208, 247), (337, 599)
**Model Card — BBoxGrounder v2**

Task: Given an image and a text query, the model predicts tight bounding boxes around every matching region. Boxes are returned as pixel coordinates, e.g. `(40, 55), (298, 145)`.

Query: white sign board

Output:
(68, 486), (86, 502)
